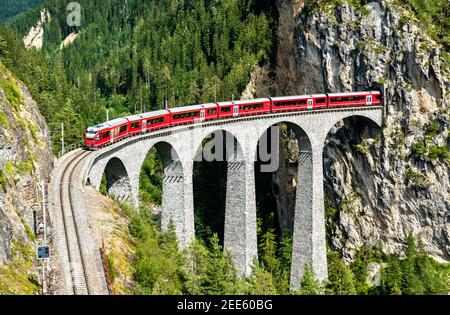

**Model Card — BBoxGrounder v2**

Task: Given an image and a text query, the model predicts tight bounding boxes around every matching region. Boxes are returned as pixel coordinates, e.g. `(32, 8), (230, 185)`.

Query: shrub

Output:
(0, 169), (6, 192)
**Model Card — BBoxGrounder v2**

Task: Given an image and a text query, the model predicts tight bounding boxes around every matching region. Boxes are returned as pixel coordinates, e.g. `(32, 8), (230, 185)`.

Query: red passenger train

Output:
(84, 91), (382, 149)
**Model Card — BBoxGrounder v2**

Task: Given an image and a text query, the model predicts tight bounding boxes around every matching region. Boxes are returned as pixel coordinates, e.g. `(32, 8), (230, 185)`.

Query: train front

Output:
(84, 126), (100, 150)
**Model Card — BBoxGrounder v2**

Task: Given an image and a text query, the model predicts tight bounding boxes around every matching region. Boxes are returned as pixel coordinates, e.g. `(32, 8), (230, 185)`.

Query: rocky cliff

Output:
(0, 60), (53, 293)
(23, 8), (50, 50)
(270, 0), (449, 262)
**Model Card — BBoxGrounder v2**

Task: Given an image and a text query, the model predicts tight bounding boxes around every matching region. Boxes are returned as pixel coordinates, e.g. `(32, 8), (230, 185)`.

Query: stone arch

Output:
(103, 157), (133, 202)
(255, 121), (321, 290)
(254, 121), (312, 176)
(193, 129), (256, 276)
(139, 141), (188, 238)
(193, 129), (245, 162)
(323, 114), (383, 148)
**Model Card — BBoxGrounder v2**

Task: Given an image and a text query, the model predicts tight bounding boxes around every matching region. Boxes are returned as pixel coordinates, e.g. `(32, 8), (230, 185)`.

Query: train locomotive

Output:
(84, 91), (382, 150)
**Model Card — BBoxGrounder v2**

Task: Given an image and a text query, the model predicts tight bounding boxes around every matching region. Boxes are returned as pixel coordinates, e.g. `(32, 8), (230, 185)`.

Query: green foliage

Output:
(242, 263), (278, 295)
(0, 73), (22, 111)
(201, 234), (237, 295)
(405, 167), (429, 188)
(382, 254), (403, 295)
(0, 0), (42, 25)
(428, 145), (450, 162)
(354, 143), (369, 154)
(295, 264), (325, 295)
(0, 240), (39, 294)
(394, 234), (449, 295)
(424, 120), (441, 138)
(0, 110), (7, 128)
(325, 199), (339, 242)
(0, 169), (7, 192)
(1, 0), (276, 152)
(126, 202), (450, 295)
(401, 0), (450, 48)
(411, 139), (428, 158)
(326, 251), (357, 295)
(107, 253), (117, 280)
(139, 149), (163, 205)
(99, 173), (107, 196)
(256, 210), (291, 294)
(133, 219), (186, 295)
(411, 137), (450, 164)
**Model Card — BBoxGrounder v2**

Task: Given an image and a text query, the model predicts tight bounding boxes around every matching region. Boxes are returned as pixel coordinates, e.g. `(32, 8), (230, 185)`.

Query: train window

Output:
(207, 109), (217, 114)
(347, 96), (365, 102)
(119, 125), (128, 134)
(131, 122), (140, 129)
(102, 131), (110, 139)
(240, 104), (263, 111)
(275, 100), (307, 107)
(221, 107), (232, 113)
(316, 98), (326, 104)
(148, 117), (164, 125)
(173, 111), (200, 120)
(331, 96), (365, 102)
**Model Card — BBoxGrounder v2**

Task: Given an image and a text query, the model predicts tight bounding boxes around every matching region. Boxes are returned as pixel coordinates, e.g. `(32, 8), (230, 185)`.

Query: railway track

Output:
(58, 150), (93, 295)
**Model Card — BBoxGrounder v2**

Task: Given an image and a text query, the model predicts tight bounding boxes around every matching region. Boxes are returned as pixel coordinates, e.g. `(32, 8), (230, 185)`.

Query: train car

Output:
(270, 94), (328, 113)
(125, 115), (144, 137)
(169, 103), (218, 126)
(84, 117), (129, 149)
(84, 90), (383, 151)
(140, 110), (171, 132)
(217, 98), (271, 119)
(327, 91), (381, 108)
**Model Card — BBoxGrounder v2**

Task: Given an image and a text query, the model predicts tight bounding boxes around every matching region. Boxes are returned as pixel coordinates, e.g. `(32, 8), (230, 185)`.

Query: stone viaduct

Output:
(83, 106), (383, 289)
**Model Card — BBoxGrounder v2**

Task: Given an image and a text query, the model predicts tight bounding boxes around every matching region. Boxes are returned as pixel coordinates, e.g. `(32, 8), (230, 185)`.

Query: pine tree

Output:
(184, 239), (209, 295)
(382, 254), (403, 295)
(201, 233), (237, 295)
(259, 228), (280, 276)
(326, 251), (357, 295)
(294, 264), (324, 295)
(246, 264), (278, 295)
(401, 234), (425, 295)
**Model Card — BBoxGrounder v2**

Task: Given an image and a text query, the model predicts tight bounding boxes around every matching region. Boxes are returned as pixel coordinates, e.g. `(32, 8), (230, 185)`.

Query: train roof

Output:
(168, 103), (217, 113)
(125, 115), (143, 122)
(328, 91), (380, 97)
(139, 110), (170, 119)
(87, 118), (128, 132)
(217, 98), (271, 107)
(270, 94), (327, 101)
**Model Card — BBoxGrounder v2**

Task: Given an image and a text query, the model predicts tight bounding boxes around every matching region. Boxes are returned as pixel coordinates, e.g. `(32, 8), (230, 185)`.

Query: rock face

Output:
(273, 0), (450, 261)
(0, 61), (53, 266)
(59, 32), (79, 50)
(23, 9), (51, 50)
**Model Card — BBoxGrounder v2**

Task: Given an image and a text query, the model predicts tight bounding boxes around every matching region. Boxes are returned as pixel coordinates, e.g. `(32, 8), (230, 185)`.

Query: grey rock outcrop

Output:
(273, 0), (449, 261)
(0, 62), (53, 265)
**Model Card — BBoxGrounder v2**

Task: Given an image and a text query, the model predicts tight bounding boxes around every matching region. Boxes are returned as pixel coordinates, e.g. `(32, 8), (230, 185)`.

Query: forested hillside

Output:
(0, 0), (449, 295)
(1, 0), (276, 154)
(0, 0), (43, 25)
